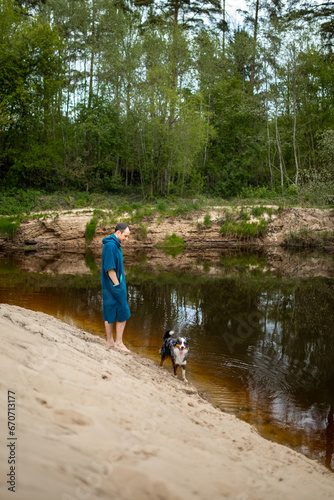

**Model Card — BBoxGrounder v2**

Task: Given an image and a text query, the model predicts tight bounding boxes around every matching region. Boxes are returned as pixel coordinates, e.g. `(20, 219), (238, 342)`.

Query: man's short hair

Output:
(115, 222), (130, 234)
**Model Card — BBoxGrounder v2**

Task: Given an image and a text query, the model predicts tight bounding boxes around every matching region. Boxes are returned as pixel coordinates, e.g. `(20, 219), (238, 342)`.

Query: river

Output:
(1, 248), (334, 471)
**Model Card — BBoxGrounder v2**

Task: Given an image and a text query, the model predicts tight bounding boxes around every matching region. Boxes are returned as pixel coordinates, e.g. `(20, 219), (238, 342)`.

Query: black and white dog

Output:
(159, 330), (189, 383)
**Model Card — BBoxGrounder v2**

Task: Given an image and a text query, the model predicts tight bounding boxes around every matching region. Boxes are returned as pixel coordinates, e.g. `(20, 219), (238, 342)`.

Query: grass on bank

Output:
(219, 205), (270, 240)
(0, 181), (334, 218)
(0, 189), (207, 216)
(220, 219), (268, 240)
(282, 229), (334, 250)
(0, 185), (333, 248)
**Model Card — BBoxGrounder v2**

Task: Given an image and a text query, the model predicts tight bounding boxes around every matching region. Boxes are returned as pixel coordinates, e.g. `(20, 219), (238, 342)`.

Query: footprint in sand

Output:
(53, 409), (93, 426)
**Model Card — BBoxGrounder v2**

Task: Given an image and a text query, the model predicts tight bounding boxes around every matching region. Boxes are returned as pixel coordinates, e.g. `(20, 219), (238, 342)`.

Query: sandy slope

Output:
(0, 304), (333, 500)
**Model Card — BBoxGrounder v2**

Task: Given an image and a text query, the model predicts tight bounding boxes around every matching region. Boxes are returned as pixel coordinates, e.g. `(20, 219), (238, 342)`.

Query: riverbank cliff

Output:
(1, 206), (334, 278)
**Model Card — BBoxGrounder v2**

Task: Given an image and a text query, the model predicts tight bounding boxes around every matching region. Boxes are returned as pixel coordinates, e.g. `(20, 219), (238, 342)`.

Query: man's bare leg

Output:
(114, 321), (130, 352)
(105, 321), (115, 348)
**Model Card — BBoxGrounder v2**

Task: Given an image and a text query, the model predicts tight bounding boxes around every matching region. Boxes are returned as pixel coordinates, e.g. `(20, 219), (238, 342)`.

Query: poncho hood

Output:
(102, 234), (120, 247)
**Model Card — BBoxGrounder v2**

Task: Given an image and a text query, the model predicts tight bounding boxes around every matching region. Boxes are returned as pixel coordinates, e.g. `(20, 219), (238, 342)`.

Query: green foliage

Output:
(156, 199), (168, 213)
(93, 209), (104, 218)
(239, 206), (250, 221)
(197, 212), (212, 231)
(135, 224), (148, 241)
(117, 202), (132, 214)
(0, 189), (42, 215)
(220, 252), (267, 274)
(251, 205), (265, 217)
(282, 229), (334, 250)
(220, 219), (267, 240)
(203, 214), (212, 227)
(85, 217), (98, 245)
(0, 0), (334, 202)
(317, 130), (334, 172)
(299, 169), (334, 206)
(239, 186), (278, 200)
(157, 233), (186, 257)
(131, 202), (143, 211)
(0, 216), (20, 239)
(170, 199), (204, 216)
(129, 204), (153, 223)
(85, 249), (98, 274)
(0, 1), (64, 187)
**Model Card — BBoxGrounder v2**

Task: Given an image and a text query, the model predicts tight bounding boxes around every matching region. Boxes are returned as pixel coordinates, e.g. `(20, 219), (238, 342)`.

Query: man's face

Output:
(116, 228), (130, 244)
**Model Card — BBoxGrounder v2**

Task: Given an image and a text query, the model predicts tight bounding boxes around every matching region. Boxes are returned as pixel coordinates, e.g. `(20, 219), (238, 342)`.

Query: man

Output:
(101, 222), (131, 352)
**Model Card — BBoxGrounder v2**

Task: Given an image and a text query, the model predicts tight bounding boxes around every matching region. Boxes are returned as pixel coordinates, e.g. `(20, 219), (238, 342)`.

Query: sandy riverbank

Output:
(1, 304), (334, 500)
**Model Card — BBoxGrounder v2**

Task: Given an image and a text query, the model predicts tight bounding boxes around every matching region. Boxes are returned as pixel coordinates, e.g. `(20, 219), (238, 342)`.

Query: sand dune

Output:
(0, 303), (333, 500)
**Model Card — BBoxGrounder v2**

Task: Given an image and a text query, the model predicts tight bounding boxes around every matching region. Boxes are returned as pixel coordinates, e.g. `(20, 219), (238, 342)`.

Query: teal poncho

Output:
(101, 234), (131, 323)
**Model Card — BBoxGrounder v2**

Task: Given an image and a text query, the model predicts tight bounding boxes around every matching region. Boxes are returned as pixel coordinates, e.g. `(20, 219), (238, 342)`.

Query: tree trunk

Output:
(266, 108), (273, 186)
(169, 3), (180, 127)
(250, 0), (259, 89)
(88, 0), (96, 110)
(293, 88), (299, 185)
(292, 47), (299, 184)
(222, 0), (226, 57)
(274, 68), (284, 192)
(265, 69), (273, 185)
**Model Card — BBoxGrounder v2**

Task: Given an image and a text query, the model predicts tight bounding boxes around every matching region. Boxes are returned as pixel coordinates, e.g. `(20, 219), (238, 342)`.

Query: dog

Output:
(159, 330), (189, 383)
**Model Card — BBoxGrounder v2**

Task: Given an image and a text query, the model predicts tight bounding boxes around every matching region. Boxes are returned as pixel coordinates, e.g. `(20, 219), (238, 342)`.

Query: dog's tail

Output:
(163, 329), (174, 340)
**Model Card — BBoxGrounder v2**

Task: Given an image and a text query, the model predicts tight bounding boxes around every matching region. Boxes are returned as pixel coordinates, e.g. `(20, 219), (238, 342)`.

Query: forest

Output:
(0, 0), (334, 201)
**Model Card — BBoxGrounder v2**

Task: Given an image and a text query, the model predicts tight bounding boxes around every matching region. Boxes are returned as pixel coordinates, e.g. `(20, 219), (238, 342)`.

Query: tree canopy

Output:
(0, 0), (333, 200)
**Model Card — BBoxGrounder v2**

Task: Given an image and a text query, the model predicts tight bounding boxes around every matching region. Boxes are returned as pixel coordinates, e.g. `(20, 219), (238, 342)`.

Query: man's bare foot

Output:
(115, 342), (131, 353)
(106, 342), (115, 349)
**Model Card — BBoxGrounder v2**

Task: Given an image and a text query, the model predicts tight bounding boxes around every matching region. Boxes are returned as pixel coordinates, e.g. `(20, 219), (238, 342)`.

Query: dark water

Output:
(1, 251), (334, 471)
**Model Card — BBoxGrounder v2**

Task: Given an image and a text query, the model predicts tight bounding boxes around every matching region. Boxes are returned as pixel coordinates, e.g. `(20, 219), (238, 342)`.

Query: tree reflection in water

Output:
(0, 252), (334, 470)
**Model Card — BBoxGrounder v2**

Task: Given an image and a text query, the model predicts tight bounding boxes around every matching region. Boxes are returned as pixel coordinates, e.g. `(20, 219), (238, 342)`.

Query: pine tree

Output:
(135, 0), (222, 29)
(286, 0), (334, 51)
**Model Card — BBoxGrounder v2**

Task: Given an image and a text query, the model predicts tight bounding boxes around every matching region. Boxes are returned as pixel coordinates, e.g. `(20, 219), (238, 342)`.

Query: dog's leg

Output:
(172, 361), (178, 377)
(160, 356), (165, 367)
(181, 366), (188, 383)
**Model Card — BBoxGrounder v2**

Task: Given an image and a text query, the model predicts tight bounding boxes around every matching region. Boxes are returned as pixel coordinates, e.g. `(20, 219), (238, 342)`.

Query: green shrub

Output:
(220, 219), (267, 240)
(93, 209), (104, 217)
(299, 170), (334, 206)
(117, 202), (132, 214)
(157, 233), (186, 257)
(240, 186), (277, 200)
(0, 189), (44, 215)
(130, 205), (152, 223)
(203, 214), (212, 227)
(251, 205), (266, 217)
(85, 217), (98, 244)
(136, 224), (147, 241)
(171, 199), (204, 217)
(0, 217), (20, 239)
(156, 199), (168, 213)
(287, 184), (300, 196)
(131, 201), (142, 211)
(239, 207), (250, 221)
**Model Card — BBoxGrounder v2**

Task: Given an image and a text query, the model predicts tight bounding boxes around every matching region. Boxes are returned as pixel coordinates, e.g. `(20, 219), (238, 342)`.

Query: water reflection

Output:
(0, 250), (334, 471)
